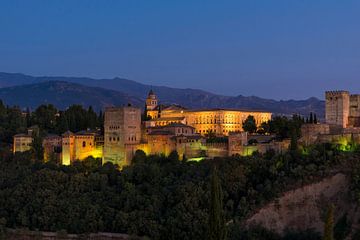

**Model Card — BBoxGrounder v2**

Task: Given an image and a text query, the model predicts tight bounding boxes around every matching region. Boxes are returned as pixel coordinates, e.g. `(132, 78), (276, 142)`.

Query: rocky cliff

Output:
(246, 173), (360, 237)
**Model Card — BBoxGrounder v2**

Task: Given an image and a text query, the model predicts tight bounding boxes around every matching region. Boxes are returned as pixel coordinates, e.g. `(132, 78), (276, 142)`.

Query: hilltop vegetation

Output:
(1, 141), (360, 239)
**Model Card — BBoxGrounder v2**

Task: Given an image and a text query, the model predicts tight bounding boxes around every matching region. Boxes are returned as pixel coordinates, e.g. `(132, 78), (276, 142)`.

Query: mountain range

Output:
(0, 72), (325, 117)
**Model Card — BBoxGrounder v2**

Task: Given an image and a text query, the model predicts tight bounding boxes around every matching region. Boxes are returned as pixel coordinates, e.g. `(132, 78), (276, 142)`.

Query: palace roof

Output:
(148, 130), (173, 136)
(184, 108), (271, 113)
(151, 116), (185, 122)
(165, 123), (195, 129)
(14, 133), (32, 138)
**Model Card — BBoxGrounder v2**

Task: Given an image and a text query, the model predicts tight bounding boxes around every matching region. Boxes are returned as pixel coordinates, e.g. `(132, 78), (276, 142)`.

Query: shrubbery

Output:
(0, 142), (358, 239)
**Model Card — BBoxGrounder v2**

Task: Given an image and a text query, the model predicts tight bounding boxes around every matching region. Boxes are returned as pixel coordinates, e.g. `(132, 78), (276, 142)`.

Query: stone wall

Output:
(300, 123), (330, 145)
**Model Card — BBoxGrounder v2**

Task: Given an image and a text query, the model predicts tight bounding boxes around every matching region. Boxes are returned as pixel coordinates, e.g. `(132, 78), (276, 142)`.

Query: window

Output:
(82, 141), (86, 147)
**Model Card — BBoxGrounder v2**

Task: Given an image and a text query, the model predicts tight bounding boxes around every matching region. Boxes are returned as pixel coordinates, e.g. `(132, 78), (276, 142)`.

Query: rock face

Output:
(246, 173), (358, 234)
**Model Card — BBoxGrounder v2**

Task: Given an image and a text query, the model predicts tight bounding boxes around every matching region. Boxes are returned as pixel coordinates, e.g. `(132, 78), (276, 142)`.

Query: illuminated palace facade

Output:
(145, 90), (272, 136)
(13, 90), (279, 169)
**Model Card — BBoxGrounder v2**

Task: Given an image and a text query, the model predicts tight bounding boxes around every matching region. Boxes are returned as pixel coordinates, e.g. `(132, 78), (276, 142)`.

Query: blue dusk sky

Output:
(1, 0), (360, 100)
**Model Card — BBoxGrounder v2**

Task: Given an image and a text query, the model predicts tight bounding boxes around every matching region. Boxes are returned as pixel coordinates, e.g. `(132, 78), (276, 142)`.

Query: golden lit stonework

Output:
(145, 90), (272, 136)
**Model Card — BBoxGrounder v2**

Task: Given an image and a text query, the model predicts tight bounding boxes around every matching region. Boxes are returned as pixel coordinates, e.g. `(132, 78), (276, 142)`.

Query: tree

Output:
(208, 167), (226, 240)
(33, 104), (58, 132)
(168, 151), (179, 162)
(289, 130), (298, 152)
(323, 204), (334, 240)
(314, 114), (318, 124)
(31, 131), (44, 161)
(133, 150), (147, 164)
(0, 217), (6, 240)
(334, 213), (351, 240)
(242, 115), (257, 133)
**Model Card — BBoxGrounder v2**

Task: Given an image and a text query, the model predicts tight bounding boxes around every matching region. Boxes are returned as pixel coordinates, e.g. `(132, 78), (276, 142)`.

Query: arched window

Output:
(82, 141), (86, 147)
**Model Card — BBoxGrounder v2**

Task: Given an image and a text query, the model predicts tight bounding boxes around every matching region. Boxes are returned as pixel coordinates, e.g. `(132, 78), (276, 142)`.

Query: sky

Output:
(1, 0), (360, 100)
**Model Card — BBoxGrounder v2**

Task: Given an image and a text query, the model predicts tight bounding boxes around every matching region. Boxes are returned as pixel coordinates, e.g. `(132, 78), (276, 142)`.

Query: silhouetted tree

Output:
(31, 131), (44, 161)
(242, 115), (257, 133)
(323, 204), (335, 240)
(208, 167), (226, 240)
(309, 112), (314, 124)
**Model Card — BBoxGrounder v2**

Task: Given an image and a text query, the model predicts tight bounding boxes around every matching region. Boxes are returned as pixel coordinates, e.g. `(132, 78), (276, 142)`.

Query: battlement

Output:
(325, 90), (349, 97)
(350, 94), (360, 99)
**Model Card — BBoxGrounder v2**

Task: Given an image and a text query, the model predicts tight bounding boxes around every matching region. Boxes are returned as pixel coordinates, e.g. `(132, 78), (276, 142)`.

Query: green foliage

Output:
(352, 230), (360, 240)
(242, 115), (257, 133)
(248, 139), (258, 145)
(333, 213), (351, 240)
(0, 101), (27, 143)
(208, 167), (226, 240)
(0, 217), (6, 240)
(30, 131), (44, 161)
(0, 141), (358, 239)
(282, 229), (321, 240)
(289, 129), (299, 152)
(32, 104), (58, 132)
(323, 204), (334, 240)
(261, 115), (304, 140)
(168, 151), (179, 162)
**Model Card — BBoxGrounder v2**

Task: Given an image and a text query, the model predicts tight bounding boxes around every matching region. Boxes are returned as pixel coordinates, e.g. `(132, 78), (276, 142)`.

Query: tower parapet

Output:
(325, 90), (350, 128)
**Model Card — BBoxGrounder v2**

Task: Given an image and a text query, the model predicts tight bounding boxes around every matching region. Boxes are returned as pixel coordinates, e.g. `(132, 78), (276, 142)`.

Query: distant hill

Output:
(0, 72), (325, 116)
(0, 81), (142, 111)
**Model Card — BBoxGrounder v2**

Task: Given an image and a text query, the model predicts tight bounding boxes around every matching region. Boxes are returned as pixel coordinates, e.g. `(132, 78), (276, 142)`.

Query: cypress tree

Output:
(158, 105), (162, 118)
(208, 167), (226, 240)
(323, 204), (335, 240)
(309, 112), (314, 124)
(314, 113), (318, 124)
(289, 129), (298, 152)
(31, 131), (44, 161)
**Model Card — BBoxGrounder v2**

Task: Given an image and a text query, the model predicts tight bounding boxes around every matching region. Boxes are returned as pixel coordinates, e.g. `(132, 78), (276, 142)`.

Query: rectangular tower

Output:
(325, 91), (350, 128)
(349, 94), (360, 127)
(103, 106), (141, 168)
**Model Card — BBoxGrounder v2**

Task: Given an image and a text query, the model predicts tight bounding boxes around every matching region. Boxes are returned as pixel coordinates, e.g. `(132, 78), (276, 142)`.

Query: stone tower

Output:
(103, 106), (141, 168)
(61, 131), (75, 165)
(325, 91), (350, 128)
(146, 89), (158, 110)
(349, 94), (360, 127)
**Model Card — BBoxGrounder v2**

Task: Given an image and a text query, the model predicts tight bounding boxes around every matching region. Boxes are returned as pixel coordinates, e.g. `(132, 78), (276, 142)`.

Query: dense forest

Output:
(0, 101), (103, 144)
(0, 143), (360, 239)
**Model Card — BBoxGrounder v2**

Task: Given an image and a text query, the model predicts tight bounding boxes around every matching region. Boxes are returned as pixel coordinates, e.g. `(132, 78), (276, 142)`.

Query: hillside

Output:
(0, 81), (142, 111)
(0, 72), (324, 116)
(246, 173), (360, 238)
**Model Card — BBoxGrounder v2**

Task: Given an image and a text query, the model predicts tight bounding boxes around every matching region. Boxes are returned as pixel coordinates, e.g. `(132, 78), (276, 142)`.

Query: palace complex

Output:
(145, 90), (272, 135)
(20, 89), (355, 168)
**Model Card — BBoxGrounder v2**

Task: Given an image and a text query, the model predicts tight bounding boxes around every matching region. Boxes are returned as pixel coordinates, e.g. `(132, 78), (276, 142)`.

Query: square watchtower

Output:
(325, 90), (350, 128)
